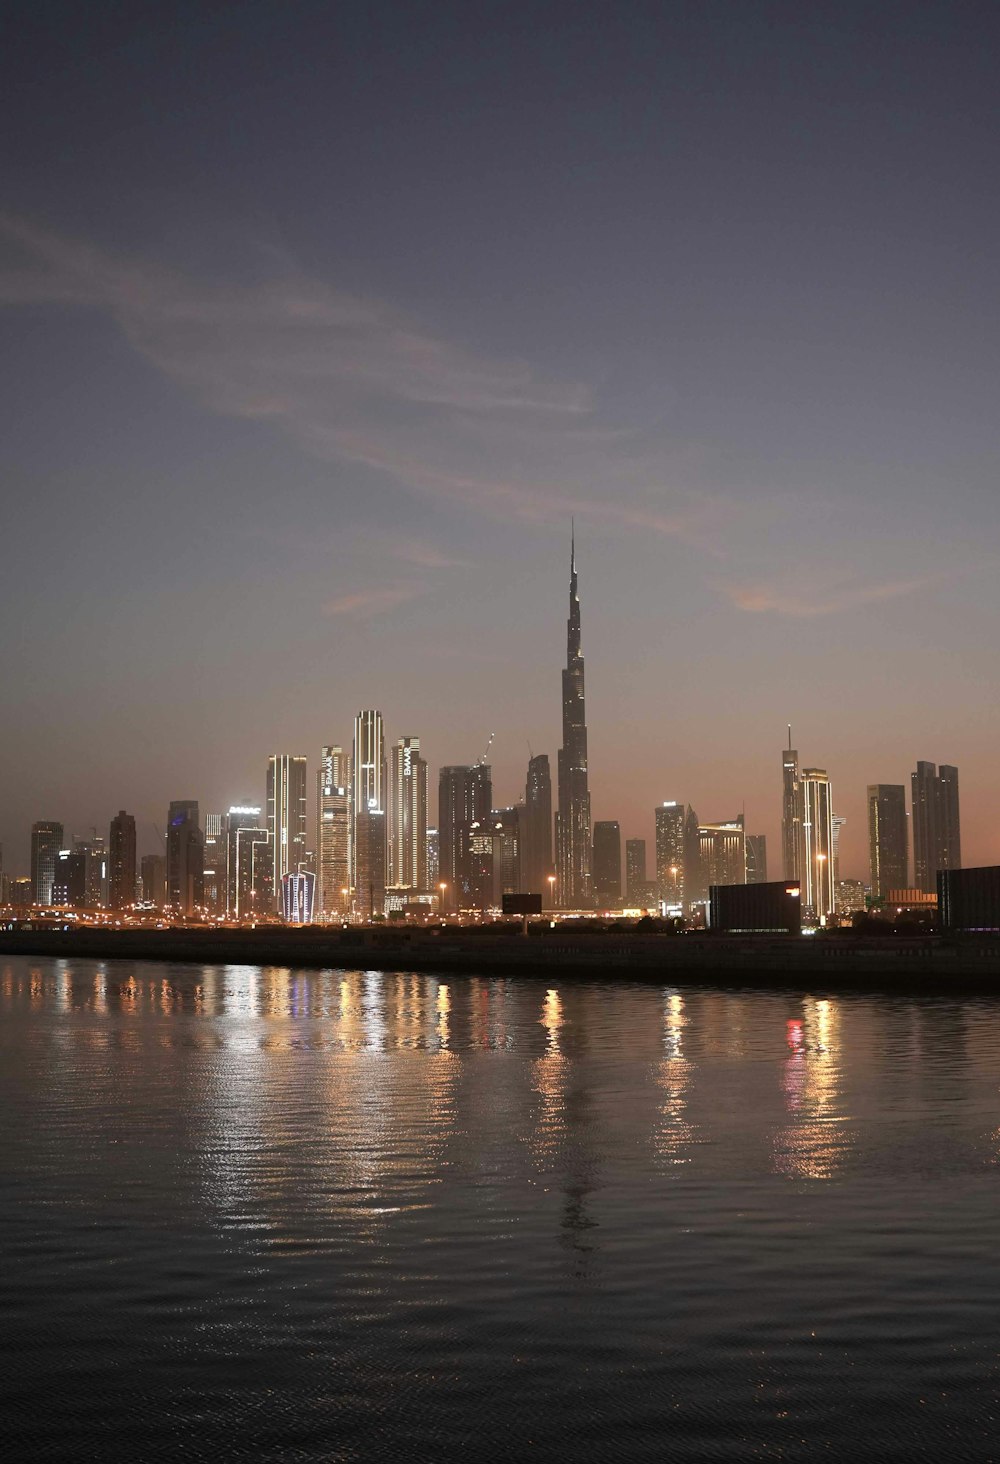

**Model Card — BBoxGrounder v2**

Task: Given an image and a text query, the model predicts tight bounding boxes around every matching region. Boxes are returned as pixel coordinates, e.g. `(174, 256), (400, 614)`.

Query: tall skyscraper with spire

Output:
(555, 530), (593, 907)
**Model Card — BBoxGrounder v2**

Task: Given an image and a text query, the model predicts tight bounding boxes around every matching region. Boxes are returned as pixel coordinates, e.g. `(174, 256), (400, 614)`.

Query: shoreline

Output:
(3, 927), (1000, 992)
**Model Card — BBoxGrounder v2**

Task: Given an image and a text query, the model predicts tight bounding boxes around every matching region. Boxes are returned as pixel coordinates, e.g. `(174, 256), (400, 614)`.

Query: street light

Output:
(439, 881), (447, 916)
(547, 874), (556, 911)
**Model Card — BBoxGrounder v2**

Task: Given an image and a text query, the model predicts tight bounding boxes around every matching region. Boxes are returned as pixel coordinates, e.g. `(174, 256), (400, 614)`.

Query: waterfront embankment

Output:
(2, 926), (1000, 988)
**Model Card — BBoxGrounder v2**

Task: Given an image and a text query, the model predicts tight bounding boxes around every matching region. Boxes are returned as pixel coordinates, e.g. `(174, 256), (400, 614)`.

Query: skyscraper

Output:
(520, 753), (553, 895)
(438, 763), (492, 912)
(166, 801), (203, 914)
(801, 770), (834, 920)
(593, 820), (622, 906)
(108, 809), (136, 910)
(234, 823), (270, 919)
(352, 710), (385, 891)
(911, 761), (961, 894)
(202, 812), (224, 916)
(354, 808), (386, 919)
(867, 785), (908, 899)
(52, 849), (87, 907)
(317, 746), (351, 918)
(555, 532), (592, 908)
(266, 755), (308, 908)
(655, 802), (687, 906)
(389, 736), (427, 890)
(625, 838), (647, 903)
(746, 834), (768, 885)
(30, 820), (63, 906)
(697, 816), (746, 897)
(781, 730), (803, 881)
(140, 853), (166, 906)
(225, 807), (267, 916)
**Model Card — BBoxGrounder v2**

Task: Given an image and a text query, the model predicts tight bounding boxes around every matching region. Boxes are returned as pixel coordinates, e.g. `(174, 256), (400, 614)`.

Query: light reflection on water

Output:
(5, 957), (1000, 1461)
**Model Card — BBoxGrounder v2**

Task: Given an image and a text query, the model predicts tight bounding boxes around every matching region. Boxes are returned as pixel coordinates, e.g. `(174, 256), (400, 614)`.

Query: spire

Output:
(567, 525), (581, 663)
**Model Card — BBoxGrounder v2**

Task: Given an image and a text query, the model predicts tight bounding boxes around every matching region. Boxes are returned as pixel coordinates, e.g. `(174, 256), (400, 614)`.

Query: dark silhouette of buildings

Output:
(555, 532), (592, 907)
(912, 761), (961, 893)
(108, 809), (136, 910)
(438, 763), (492, 912)
(166, 800), (203, 914)
(746, 834), (768, 884)
(520, 753), (553, 895)
(867, 784), (908, 899)
(592, 821), (622, 906)
(625, 838), (647, 903)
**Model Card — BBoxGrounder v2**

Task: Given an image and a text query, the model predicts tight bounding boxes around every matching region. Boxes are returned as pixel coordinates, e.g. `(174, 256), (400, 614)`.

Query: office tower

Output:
(492, 807), (522, 895)
(199, 813), (223, 915)
(224, 807), (262, 914)
(52, 849), (87, 907)
(555, 532), (593, 908)
(69, 832), (106, 908)
(166, 800), (204, 914)
(684, 807), (701, 901)
(655, 802), (687, 906)
(389, 736), (427, 890)
(108, 810), (137, 910)
(781, 730), (803, 881)
(354, 807), (386, 918)
(281, 869), (315, 925)
(438, 763), (492, 912)
(426, 827), (440, 888)
(520, 753), (553, 894)
(10, 877), (32, 906)
(746, 834), (768, 885)
(697, 816), (746, 898)
(801, 769), (834, 920)
(867, 785), (908, 899)
(266, 755), (307, 909)
(593, 821), (622, 907)
(832, 814), (847, 884)
(836, 878), (866, 915)
(625, 839), (647, 903)
(318, 746), (351, 918)
(912, 761), (961, 894)
(140, 853), (166, 906)
(234, 823), (270, 919)
(31, 821), (63, 906)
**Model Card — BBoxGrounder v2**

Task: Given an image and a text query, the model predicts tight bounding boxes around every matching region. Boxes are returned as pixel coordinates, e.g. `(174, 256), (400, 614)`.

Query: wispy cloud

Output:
(0, 213), (714, 543)
(725, 573), (941, 618)
(322, 584), (425, 618)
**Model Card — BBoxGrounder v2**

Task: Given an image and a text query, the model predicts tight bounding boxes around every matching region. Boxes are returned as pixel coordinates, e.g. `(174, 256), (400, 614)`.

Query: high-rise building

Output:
(655, 802), (687, 906)
(912, 761), (961, 894)
(31, 820), (63, 906)
(520, 753), (553, 895)
(224, 807), (262, 914)
(281, 869), (316, 925)
(832, 814), (847, 884)
(52, 849), (87, 907)
(625, 838), (647, 903)
(267, 755), (307, 909)
(746, 834), (768, 885)
(201, 813), (225, 916)
(867, 785), (908, 899)
(317, 746), (351, 919)
(166, 800), (203, 914)
(140, 853), (166, 906)
(234, 823), (270, 919)
(71, 832), (106, 908)
(354, 807), (386, 919)
(555, 533), (592, 908)
(492, 807), (522, 895)
(389, 736), (427, 890)
(108, 810), (137, 910)
(438, 763), (492, 912)
(697, 817), (746, 898)
(801, 770), (834, 920)
(426, 827), (440, 888)
(781, 730), (803, 881)
(593, 821), (622, 907)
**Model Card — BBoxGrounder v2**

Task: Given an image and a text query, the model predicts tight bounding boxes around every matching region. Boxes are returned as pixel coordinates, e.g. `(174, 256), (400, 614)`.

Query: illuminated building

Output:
(52, 849), (87, 907)
(389, 736), (427, 890)
(140, 853), (166, 905)
(354, 807), (386, 919)
(781, 730), (803, 881)
(438, 763), (491, 912)
(71, 833), (106, 908)
(30, 820), (63, 906)
(9, 877), (31, 906)
(266, 755), (307, 909)
(835, 878), (866, 915)
(492, 807), (522, 895)
(520, 753), (553, 895)
(625, 838), (647, 903)
(912, 761), (961, 894)
(696, 817), (746, 899)
(593, 821), (621, 906)
(166, 800), (203, 914)
(352, 710), (386, 888)
(867, 785), (908, 899)
(317, 746), (350, 918)
(655, 802), (686, 906)
(832, 814), (847, 883)
(555, 532), (593, 907)
(202, 812), (224, 915)
(225, 806), (263, 914)
(426, 826), (439, 887)
(801, 770), (834, 921)
(234, 823), (270, 919)
(746, 834), (768, 884)
(281, 869), (315, 925)
(108, 810), (136, 910)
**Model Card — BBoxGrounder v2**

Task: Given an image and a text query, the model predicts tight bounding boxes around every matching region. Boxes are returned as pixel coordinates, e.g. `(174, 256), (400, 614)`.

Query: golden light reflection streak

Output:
(775, 997), (848, 1181)
(530, 989), (568, 1163)
(436, 982), (451, 1051)
(654, 990), (697, 1164)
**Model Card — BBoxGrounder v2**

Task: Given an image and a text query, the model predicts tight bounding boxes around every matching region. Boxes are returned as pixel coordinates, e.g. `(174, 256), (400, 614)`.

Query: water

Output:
(3, 958), (1000, 1461)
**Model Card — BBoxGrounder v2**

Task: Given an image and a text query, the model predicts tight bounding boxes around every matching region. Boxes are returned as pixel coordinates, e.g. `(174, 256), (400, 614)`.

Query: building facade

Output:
(267, 755), (308, 908)
(593, 820), (622, 906)
(867, 784), (908, 899)
(520, 753), (553, 895)
(108, 809), (137, 910)
(438, 763), (492, 913)
(912, 761), (961, 894)
(655, 802), (687, 907)
(389, 736), (427, 891)
(555, 534), (593, 908)
(166, 801), (203, 915)
(31, 820), (63, 906)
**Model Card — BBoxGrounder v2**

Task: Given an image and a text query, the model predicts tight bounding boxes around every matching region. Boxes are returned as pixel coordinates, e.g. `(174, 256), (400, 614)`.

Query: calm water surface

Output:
(3, 957), (1000, 1460)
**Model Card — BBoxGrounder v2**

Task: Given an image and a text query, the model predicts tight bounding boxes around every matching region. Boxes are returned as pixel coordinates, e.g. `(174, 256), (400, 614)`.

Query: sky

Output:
(3, 0), (1000, 881)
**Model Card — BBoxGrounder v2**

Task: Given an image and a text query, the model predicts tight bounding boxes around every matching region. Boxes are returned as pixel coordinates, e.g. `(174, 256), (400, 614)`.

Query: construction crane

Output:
(478, 731), (495, 766)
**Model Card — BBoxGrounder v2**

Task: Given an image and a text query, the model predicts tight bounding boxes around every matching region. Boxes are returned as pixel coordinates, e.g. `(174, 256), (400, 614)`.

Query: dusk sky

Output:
(4, 0), (1000, 879)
